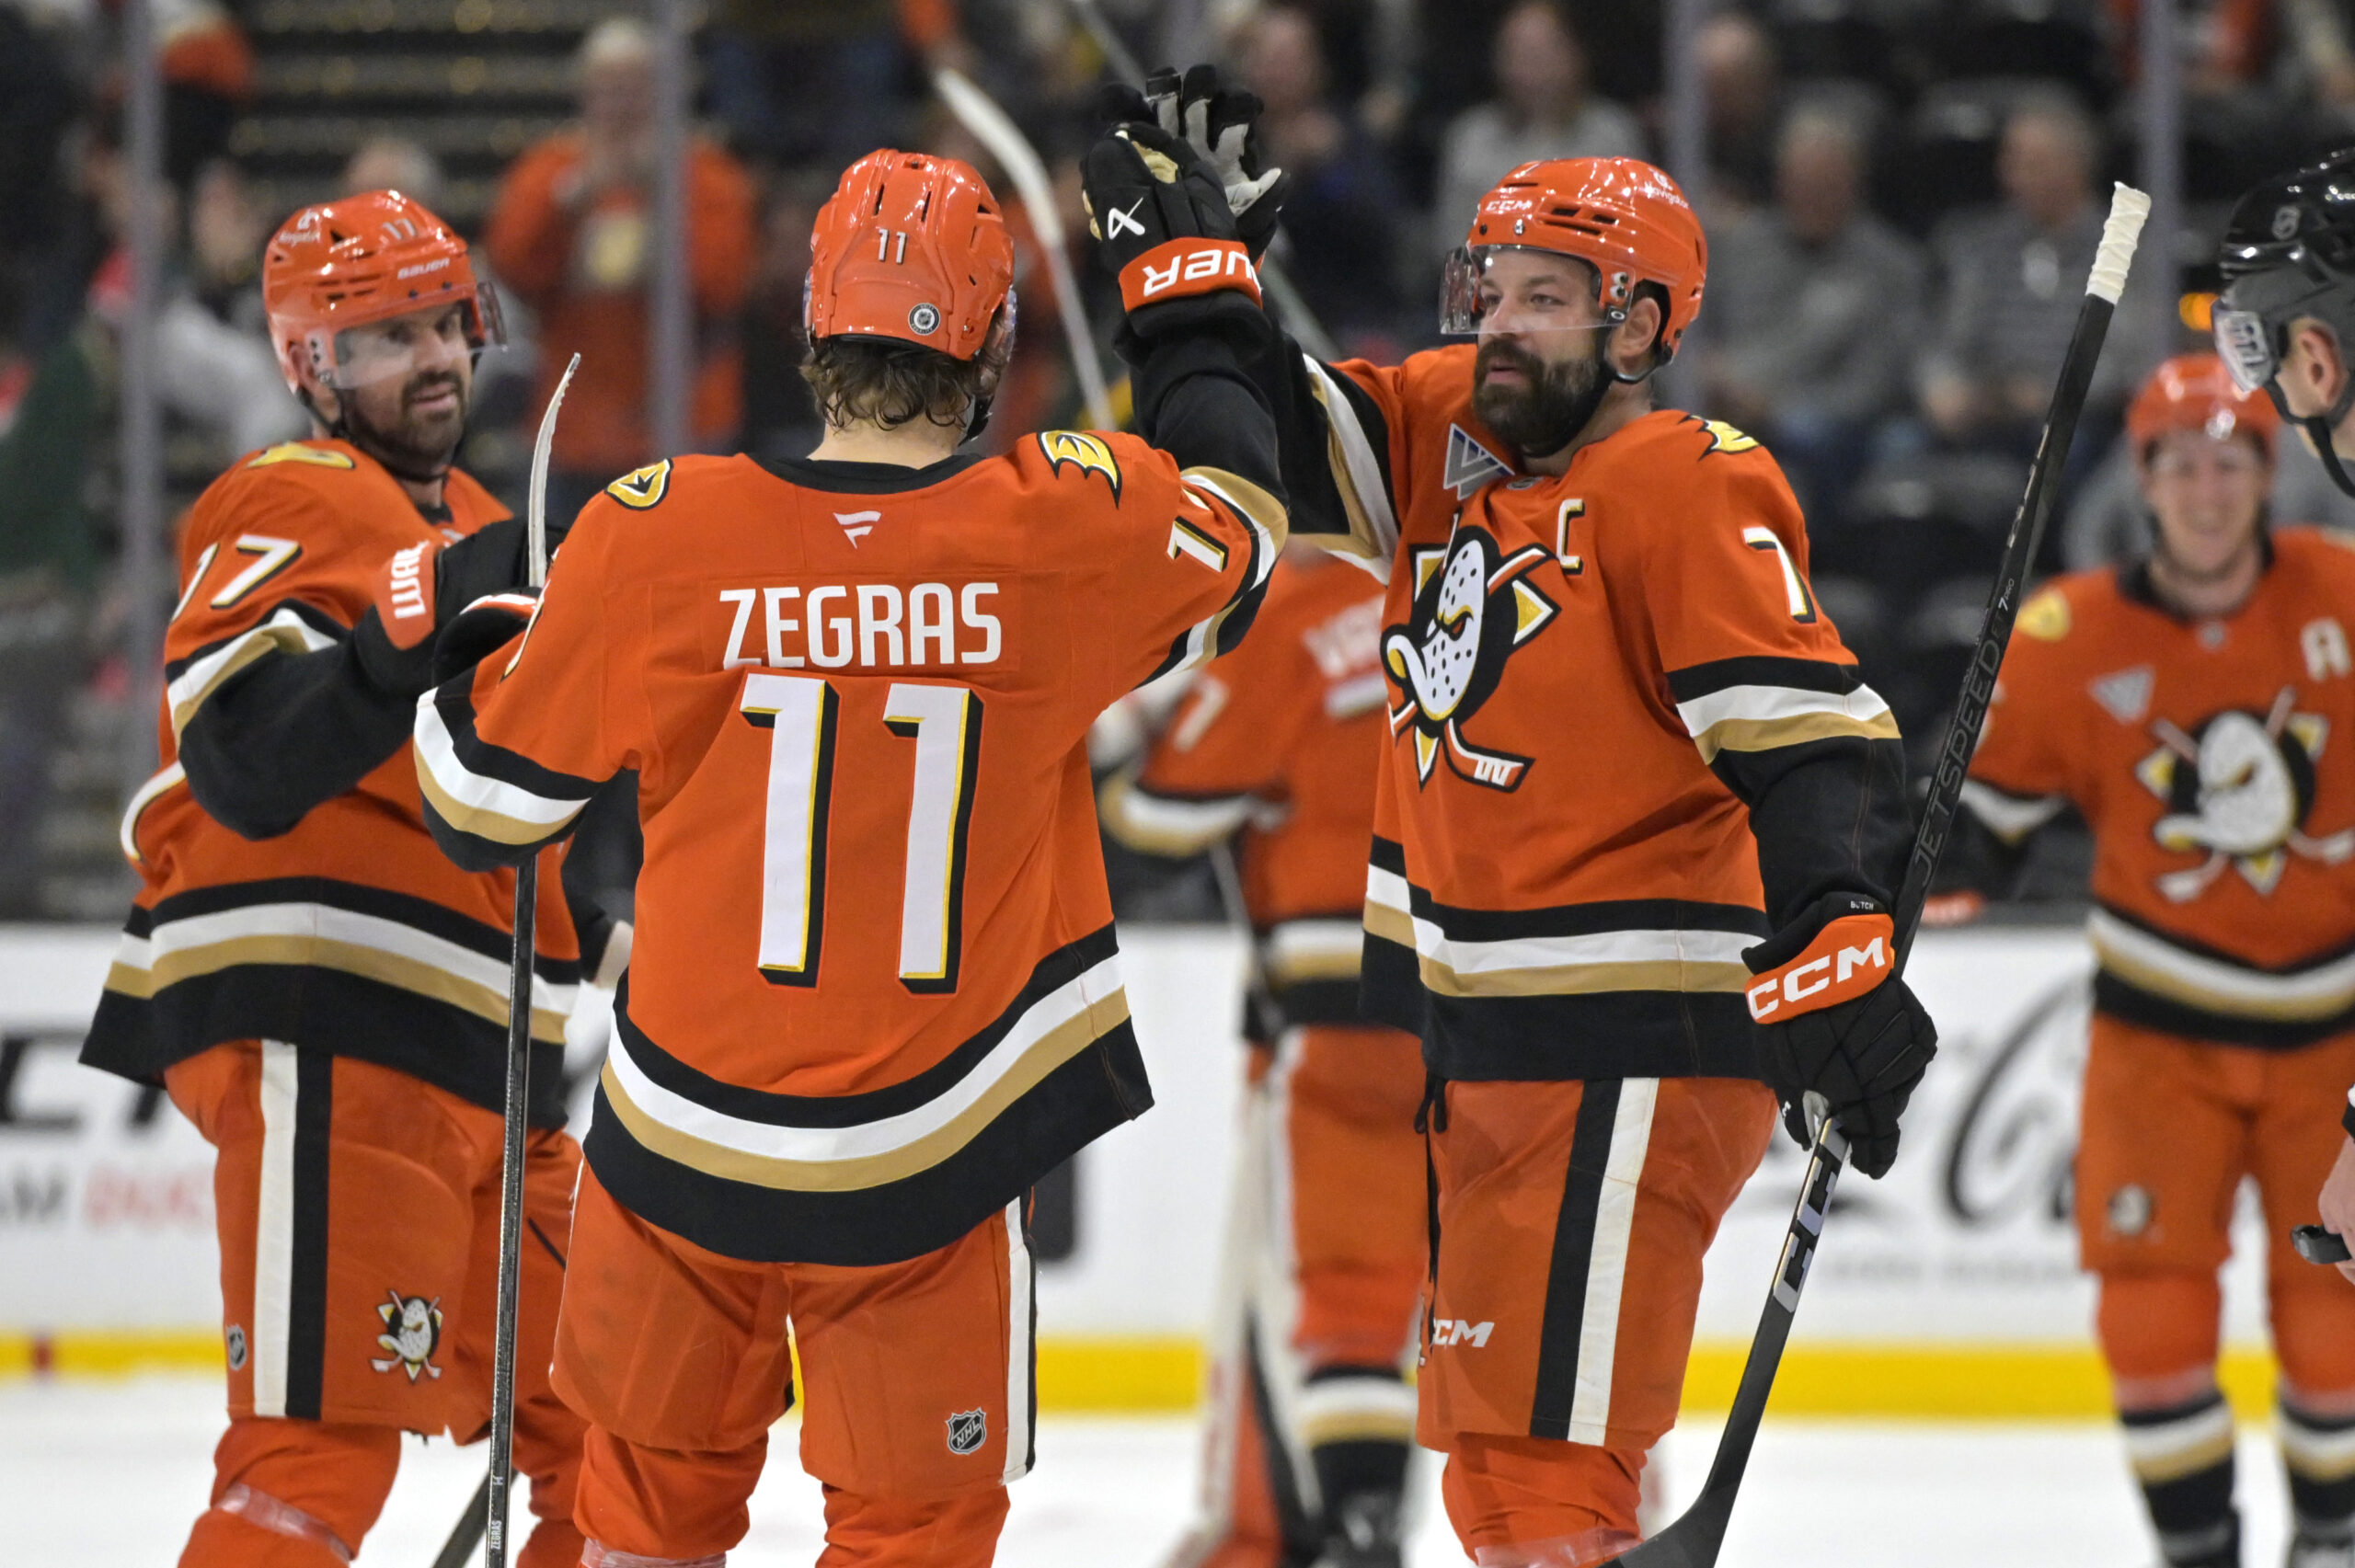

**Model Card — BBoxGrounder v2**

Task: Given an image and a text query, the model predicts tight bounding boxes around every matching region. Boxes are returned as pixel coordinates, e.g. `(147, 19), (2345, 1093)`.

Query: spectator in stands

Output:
(341, 136), (446, 214)
(1240, 4), (1410, 350)
(1701, 100), (1924, 520)
(738, 171), (830, 466)
(1699, 12), (1780, 212)
(1432, 0), (1645, 256)
(486, 17), (756, 524)
(1918, 92), (2153, 453)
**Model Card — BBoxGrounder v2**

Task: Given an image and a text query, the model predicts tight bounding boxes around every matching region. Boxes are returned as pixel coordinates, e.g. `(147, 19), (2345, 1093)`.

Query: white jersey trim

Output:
(413, 692), (592, 841)
(1568, 1077), (1659, 1446)
(2089, 909), (2355, 1020)
(1958, 779), (2069, 843)
(251, 1038), (299, 1420)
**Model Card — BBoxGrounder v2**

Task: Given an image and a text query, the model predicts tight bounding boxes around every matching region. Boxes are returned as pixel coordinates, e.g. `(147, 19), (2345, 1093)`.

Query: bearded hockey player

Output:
(410, 143), (1286, 1567)
(1949, 349), (2355, 1565)
(77, 192), (612, 1568)
(1087, 80), (1934, 1563)
(1100, 546), (1426, 1568)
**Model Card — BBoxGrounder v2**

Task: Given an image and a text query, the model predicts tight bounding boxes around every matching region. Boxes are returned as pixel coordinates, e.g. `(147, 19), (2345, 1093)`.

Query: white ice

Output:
(2, 1375), (2302, 1564)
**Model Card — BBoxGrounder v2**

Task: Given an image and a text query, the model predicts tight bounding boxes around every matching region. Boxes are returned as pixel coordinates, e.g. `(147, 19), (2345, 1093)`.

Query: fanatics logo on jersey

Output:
(370, 1291), (443, 1381)
(835, 509), (880, 546)
(2090, 666), (2154, 726)
(1442, 425), (1512, 500)
(1036, 430), (1122, 500)
(1383, 525), (1556, 790)
(946, 1408), (988, 1455)
(2136, 689), (2351, 900)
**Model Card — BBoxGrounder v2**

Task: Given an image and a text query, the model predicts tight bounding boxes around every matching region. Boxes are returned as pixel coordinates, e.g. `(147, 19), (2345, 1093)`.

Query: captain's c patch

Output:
(1037, 430), (1122, 500)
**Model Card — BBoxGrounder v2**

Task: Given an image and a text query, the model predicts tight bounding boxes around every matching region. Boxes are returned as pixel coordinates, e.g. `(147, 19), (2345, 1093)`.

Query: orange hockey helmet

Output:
(262, 189), (503, 396)
(2126, 352), (2279, 460)
(805, 149), (1016, 361)
(1440, 157), (1707, 362)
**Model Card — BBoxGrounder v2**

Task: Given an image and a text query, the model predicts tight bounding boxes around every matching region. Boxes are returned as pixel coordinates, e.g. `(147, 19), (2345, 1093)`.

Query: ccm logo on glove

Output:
(1118, 238), (1263, 313)
(1745, 911), (1893, 1022)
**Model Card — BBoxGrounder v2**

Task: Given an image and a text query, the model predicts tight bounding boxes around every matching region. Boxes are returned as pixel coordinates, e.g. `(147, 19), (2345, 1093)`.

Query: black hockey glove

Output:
(350, 517), (528, 698)
(1743, 891), (1938, 1181)
(1082, 120), (1265, 341)
(431, 588), (540, 688)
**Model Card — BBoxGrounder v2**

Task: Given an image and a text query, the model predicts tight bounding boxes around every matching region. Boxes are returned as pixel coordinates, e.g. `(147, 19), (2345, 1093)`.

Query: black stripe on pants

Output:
(283, 1047), (333, 1421)
(1528, 1080), (1623, 1441)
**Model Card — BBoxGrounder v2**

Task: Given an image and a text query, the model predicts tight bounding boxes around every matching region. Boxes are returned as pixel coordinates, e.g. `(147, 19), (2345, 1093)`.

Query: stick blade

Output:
(1598, 1489), (1734, 1567)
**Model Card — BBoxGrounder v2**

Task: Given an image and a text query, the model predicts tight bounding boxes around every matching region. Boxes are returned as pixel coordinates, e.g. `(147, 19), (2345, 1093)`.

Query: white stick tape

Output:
(2088, 183), (2152, 305)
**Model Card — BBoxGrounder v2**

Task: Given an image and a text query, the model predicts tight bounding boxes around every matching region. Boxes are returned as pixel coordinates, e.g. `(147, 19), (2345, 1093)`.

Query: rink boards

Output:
(0, 919), (2286, 1414)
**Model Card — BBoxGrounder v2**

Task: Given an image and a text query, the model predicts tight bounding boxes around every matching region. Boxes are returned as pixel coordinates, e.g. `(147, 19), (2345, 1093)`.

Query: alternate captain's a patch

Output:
(1167, 518), (1229, 572)
(1037, 430), (1122, 500)
(246, 442), (355, 470)
(606, 460), (672, 509)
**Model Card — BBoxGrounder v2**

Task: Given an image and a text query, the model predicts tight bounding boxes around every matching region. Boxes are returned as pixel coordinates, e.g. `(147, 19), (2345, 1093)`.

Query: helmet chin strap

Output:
(2267, 377), (2355, 498)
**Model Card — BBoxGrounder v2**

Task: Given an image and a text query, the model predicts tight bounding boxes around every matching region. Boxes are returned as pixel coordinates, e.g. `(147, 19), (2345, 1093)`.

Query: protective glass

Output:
(313, 283), (503, 391)
(1439, 245), (1622, 337)
(2211, 301), (2278, 394)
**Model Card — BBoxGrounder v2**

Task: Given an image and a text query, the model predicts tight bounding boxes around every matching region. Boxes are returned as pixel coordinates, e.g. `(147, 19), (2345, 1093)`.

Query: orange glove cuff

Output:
(1744, 911), (1896, 1023)
(1118, 238), (1264, 313)
(371, 540), (443, 652)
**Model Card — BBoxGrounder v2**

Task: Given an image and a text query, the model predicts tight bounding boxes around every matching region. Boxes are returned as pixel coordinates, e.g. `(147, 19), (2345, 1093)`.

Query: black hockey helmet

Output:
(2214, 147), (2355, 495)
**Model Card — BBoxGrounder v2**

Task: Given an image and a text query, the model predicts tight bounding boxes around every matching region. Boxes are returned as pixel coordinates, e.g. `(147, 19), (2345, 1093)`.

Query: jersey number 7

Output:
(740, 673), (983, 993)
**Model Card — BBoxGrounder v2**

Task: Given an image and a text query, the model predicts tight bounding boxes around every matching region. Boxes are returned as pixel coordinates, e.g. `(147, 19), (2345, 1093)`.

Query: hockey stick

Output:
(1061, 0), (1347, 364)
(478, 351), (580, 1568)
(931, 67), (1118, 432)
(1596, 184), (2150, 1568)
(431, 1472), (491, 1568)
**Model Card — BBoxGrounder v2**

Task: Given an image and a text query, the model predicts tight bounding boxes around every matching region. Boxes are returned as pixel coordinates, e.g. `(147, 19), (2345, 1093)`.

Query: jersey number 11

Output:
(739, 672), (983, 993)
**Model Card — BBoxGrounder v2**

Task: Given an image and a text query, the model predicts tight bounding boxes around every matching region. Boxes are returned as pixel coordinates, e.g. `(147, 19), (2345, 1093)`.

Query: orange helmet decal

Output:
(2127, 352), (2280, 458)
(262, 189), (501, 396)
(806, 150), (1016, 361)
(1464, 157), (1707, 355)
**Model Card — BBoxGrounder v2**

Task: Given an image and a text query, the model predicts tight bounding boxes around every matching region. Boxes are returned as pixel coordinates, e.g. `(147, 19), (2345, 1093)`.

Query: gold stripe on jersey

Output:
(1259, 918), (1364, 988)
(110, 897), (573, 1041)
(1097, 771), (1257, 858)
(2089, 907), (2355, 1025)
(595, 952), (1132, 1193)
(1366, 861), (1757, 999)
(413, 692), (593, 848)
(1302, 355), (1400, 572)
(166, 607), (339, 739)
(1672, 681), (1899, 764)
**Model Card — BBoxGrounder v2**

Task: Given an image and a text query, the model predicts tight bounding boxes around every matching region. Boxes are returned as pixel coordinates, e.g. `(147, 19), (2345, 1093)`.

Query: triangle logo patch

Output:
(1443, 425), (1512, 499)
(2089, 666), (2154, 725)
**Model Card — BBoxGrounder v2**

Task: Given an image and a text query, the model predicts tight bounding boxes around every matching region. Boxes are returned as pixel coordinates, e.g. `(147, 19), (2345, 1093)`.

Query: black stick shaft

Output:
(1891, 293), (2116, 963)
(483, 863), (534, 1567)
(432, 1471), (491, 1568)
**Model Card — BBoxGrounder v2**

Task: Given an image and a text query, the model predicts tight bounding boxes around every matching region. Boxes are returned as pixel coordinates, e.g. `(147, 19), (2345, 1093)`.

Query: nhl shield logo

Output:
(946, 1408), (988, 1456)
(370, 1291), (444, 1381)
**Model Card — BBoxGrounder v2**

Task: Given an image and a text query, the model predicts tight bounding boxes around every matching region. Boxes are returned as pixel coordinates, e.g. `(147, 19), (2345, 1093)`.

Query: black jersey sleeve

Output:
(178, 636), (416, 840)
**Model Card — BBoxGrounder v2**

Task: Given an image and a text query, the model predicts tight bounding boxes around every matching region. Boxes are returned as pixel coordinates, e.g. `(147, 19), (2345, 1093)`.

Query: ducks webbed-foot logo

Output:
(1382, 524), (1556, 790)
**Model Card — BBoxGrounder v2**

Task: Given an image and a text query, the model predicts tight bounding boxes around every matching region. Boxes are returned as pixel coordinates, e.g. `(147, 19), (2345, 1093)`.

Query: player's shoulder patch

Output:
(245, 441), (354, 471)
(605, 460), (672, 509)
(2017, 585), (2072, 641)
(1682, 414), (1762, 456)
(1035, 430), (1122, 500)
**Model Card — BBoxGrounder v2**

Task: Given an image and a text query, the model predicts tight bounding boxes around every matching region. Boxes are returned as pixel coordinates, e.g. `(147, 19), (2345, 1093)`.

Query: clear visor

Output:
(2211, 301), (2277, 394)
(1439, 245), (1624, 337)
(308, 283), (502, 392)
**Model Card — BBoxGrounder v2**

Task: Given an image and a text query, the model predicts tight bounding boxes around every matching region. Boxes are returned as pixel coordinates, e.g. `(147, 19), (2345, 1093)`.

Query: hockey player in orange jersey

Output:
(1099, 547), (1426, 1568)
(1939, 354), (2355, 1568)
(412, 139), (1288, 1567)
(76, 192), (616, 1568)
(1088, 74), (1935, 1565)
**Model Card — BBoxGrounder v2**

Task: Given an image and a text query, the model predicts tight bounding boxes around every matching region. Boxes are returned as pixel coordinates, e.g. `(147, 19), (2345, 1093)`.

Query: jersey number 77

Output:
(740, 673), (983, 993)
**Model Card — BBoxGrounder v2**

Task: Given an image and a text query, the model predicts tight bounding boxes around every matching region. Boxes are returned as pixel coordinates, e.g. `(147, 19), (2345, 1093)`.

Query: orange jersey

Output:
(1294, 347), (1908, 1082)
(1099, 550), (1387, 1028)
(418, 437), (1285, 1265)
(1964, 531), (2355, 1045)
(81, 439), (584, 1125)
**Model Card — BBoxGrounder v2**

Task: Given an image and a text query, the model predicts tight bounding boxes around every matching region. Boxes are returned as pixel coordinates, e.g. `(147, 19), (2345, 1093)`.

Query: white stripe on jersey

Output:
(1567, 1078), (1659, 1445)
(1003, 1196), (1035, 1484)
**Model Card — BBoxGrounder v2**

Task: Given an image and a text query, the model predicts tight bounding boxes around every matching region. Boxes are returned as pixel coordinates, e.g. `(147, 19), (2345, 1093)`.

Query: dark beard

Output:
(342, 371), (469, 484)
(1471, 337), (1608, 458)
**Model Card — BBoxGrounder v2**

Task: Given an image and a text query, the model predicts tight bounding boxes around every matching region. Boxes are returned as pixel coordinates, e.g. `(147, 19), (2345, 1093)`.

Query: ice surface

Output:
(1, 1376), (2301, 1563)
